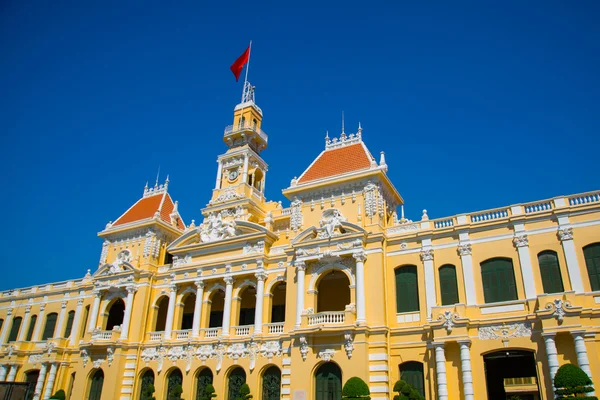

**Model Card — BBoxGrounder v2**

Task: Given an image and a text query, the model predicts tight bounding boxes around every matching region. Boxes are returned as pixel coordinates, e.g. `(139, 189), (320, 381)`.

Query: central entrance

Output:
(484, 350), (541, 400)
(315, 362), (342, 400)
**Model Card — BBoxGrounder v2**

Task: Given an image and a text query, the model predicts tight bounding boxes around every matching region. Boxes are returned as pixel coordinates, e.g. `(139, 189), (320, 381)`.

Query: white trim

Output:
(282, 368), (291, 375)
(369, 376), (389, 383)
(282, 358), (291, 365)
(368, 353), (388, 361)
(480, 302), (525, 314)
(369, 365), (388, 372)
(396, 312), (420, 323)
(369, 386), (389, 393)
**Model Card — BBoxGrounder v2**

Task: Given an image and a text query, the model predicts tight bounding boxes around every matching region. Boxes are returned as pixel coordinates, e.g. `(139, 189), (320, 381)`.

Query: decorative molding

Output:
(420, 248), (434, 262)
(173, 254), (192, 267)
(557, 227), (573, 241)
(438, 310), (459, 334)
(318, 349), (335, 362)
(290, 198), (303, 231)
(209, 188), (244, 205)
(364, 181), (378, 218)
(200, 213), (239, 242)
(513, 234), (529, 248)
(344, 333), (354, 359)
(317, 209), (346, 239)
(545, 299), (571, 323)
(299, 336), (309, 361)
(457, 243), (472, 256)
(478, 322), (532, 342)
(260, 341), (282, 361)
(387, 223), (420, 235)
(243, 240), (265, 255)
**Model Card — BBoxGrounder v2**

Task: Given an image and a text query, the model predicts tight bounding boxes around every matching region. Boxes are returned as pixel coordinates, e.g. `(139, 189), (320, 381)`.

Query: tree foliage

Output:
(50, 390), (66, 400)
(554, 364), (597, 399)
(168, 384), (183, 400)
(235, 383), (252, 400)
(342, 377), (371, 399)
(392, 380), (424, 400)
(200, 383), (217, 400)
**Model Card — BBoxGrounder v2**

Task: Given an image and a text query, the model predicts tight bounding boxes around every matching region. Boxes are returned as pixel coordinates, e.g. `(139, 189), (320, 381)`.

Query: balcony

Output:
(91, 330), (116, 342)
(173, 330), (191, 340)
(308, 311), (345, 326)
(265, 322), (284, 334)
(224, 120), (268, 145)
(201, 328), (221, 339)
(147, 332), (164, 342)
(232, 325), (253, 337)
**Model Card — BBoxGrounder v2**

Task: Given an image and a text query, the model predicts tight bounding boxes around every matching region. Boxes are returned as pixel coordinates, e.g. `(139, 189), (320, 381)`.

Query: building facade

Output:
(1, 87), (599, 400)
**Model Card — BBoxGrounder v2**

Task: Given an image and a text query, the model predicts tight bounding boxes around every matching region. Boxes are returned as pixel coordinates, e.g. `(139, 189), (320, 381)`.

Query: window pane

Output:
(395, 266), (419, 313)
(8, 317), (22, 342)
(481, 259), (518, 303)
(584, 244), (600, 291)
(439, 265), (459, 305)
(400, 362), (425, 398)
(26, 315), (37, 341)
(538, 252), (564, 294)
(64, 311), (75, 338)
(42, 313), (58, 340)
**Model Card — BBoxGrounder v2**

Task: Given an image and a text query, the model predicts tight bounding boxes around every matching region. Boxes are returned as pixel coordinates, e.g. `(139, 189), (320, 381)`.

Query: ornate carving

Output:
(420, 249), (434, 262)
(173, 254), (192, 267)
(243, 240), (265, 255)
(195, 345), (213, 364)
(438, 310), (459, 334)
(338, 239), (363, 250)
(364, 181), (378, 218)
(255, 270), (268, 282)
(295, 260), (306, 272)
(299, 336), (309, 361)
(213, 342), (226, 372)
(296, 247), (320, 257)
(513, 234), (529, 248)
(318, 209), (346, 239)
(210, 188), (244, 204)
(344, 333), (354, 359)
(546, 299), (571, 322)
(195, 280), (205, 290)
(478, 322), (532, 341)
(143, 231), (155, 258)
(387, 223), (420, 234)
(260, 341), (282, 361)
(200, 213), (238, 242)
(25, 305), (32, 313)
(227, 343), (246, 363)
(80, 349), (89, 367)
(107, 347), (114, 367)
(167, 346), (186, 363)
(29, 353), (43, 364)
(558, 227), (573, 241)
(318, 349), (335, 362)
(92, 359), (103, 369)
(224, 275), (235, 286)
(290, 197), (303, 231)
(100, 240), (110, 265)
(352, 250), (367, 263)
(126, 285), (138, 295)
(457, 243), (472, 256)
(247, 340), (259, 371)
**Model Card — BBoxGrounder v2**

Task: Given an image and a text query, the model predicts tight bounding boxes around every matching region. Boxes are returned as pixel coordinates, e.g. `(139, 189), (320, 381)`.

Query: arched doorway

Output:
(195, 368), (213, 400)
(209, 290), (225, 328)
(25, 370), (39, 400)
(262, 366), (281, 400)
(166, 368), (183, 399)
(138, 369), (155, 399)
(483, 350), (541, 400)
(155, 296), (169, 331)
(399, 361), (425, 398)
(238, 286), (256, 326)
(227, 367), (246, 400)
(88, 369), (104, 400)
(105, 298), (125, 330)
(317, 271), (350, 312)
(181, 293), (196, 330)
(315, 362), (342, 400)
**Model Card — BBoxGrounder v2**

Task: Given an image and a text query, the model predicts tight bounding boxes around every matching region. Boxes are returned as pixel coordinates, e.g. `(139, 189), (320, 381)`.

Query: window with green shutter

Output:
(400, 362), (425, 398)
(0, 319), (3, 331)
(584, 243), (600, 291)
(538, 251), (564, 294)
(439, 265), (459, 305)
(64, 310), (75, 338)
(42, 313), (58, 340)
(88, 369), (104, 400)
(7, 317), (22, 342)
(26, 315), (37, 341)
(395, 266), (420, 313)
(480, 258), (518, 303)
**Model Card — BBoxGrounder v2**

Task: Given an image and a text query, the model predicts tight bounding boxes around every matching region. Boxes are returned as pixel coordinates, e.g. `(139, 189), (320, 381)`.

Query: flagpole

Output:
(244, 40), (252, 86)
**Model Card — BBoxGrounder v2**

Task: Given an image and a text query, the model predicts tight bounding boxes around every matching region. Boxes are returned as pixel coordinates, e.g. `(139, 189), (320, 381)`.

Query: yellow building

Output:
(1, 84), (599, 400)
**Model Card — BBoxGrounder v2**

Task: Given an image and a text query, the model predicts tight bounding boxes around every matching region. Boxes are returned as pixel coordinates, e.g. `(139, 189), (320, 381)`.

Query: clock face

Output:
(228, 170), (239, 181)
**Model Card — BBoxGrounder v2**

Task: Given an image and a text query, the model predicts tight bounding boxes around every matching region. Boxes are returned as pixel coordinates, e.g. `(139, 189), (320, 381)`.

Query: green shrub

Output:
(168, 384), (183, 400)
(342, 377), (370, 399)
(50, 390), (66, 400)
(141, 383), (156, 400)
(391, 380), (423, 400)
(554, 364), (597, 399)
(200, 384), (216, 400)
(235, 383), (252, 400)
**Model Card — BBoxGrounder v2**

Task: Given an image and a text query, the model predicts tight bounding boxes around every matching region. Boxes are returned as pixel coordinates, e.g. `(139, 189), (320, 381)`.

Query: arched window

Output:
(155, 296), (169, 331)
(315, 362), (342, 400)
(227, 367), (246, 400)
(139, 369), (155, 399)
(395, 266), (419, 313)
(538, 251), (564, 294)
(105, 298), (125, 331)
(317, 270), (351, 312)
(26, 315), (37, 341)
(238, 286), (256, 326)
(195, 368), (213, 400)
(480, 258), (517, 303)
(400, 362), (425, 398)
(88, 369), (104, 400)
(584, 243), (600, 291)
(8, 316), (22, 342)
(64, 310), (76, 338)
(167, 368), (183, 399)
(80, 305), (89, 339)
(439, 265), (459, 305)
(181, 294), (196, 330)
(271, 282), (286, 323)
(42, 313), (58, 340)
(209, 290), (225, 328)
(262, 366), (281, 400)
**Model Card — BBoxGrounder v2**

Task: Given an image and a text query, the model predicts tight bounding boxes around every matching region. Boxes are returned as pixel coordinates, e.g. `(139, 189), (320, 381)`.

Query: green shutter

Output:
(88, 369), (104, 400)
(315, 363), (342, 400)
(7, 317), (22, 342)
(584, 244), (600, 291)
(400, 362), (425, 398)
(395, 266), (420, 313)
(262, 366), (281, 400)
(538, 252), (564, 294)
(481, 259), (518, 303)
(26, 315), (37, 341)
(42, 313), (58, 340)
(439, 265), (459, 305)
(64, 311), (75, 338)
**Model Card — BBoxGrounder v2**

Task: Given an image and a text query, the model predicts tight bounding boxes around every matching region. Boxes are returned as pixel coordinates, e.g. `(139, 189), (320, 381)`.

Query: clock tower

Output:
(204, 82), (270, 223)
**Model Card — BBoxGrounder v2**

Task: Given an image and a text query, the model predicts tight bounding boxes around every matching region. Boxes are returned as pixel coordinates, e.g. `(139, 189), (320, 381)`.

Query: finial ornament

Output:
(341, 111), (345, 135)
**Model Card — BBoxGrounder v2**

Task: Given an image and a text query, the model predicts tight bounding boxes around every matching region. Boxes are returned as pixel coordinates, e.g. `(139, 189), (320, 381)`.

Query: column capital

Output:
(126, 285), (138, 294)
(558, 227), (574, 241)
(513, 234), (529, 248)
(25, 305), (32, 313)
(194, 279), (205, 289)
(457, 339), (472, 346)
(457, 243), (472, 256)
(420, 248), (434, 261)
(77, 299), (84, 306)
(168, 284), (178, 293)
(570, 329), (593, 338)
(541, 331), (557, 338)
(432, 341), (446, 349)
(224, 275), (235, 286)
(5, 308), (13, 316)
(255, 270), (268, 281)
(39, 304), (46, 312)
(92, 288), (103, 297)
(61, 301), (68, 309)
(352, 250), (367, 263)
(295, 260), (306, 271)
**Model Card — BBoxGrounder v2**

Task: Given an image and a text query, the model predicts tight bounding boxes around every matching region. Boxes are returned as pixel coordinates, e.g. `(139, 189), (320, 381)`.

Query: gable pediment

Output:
(292, 221), (366, 245)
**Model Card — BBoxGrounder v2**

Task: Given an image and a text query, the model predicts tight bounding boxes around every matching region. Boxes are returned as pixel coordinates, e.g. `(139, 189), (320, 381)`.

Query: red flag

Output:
(230, 46), (250, 82)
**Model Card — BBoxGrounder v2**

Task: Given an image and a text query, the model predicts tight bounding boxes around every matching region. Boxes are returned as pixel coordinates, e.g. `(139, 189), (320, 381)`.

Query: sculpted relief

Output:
(200, 212), (238, 242)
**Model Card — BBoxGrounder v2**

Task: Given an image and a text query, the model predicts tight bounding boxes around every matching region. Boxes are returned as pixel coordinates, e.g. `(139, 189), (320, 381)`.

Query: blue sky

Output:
(1, 1), (599, 290)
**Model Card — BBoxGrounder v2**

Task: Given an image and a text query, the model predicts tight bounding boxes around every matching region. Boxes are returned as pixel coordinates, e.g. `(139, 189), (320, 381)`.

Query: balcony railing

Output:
(173, 330), (191, 340)
(224, 121), (268, 144)
(308, 311), (345, 326)
(147, 332), (164, 342)
(265, 322), (284, 334)
(91, 330), (114, 341)
(201, 328), (220, 339)
(233, 325), (252, 337)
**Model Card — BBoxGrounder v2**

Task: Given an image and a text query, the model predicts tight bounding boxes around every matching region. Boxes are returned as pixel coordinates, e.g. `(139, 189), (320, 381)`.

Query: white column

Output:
(6, 364), (17, 382)
(18, 305), (32, 342)
(120, 285), (137, 340)
(69, 299), (84, 346)
(164, 284), (178, 340)
(421, 247), (437, 320)
(457, 243), (477, 305)
(558, 227), (584, 293)
(0, 308), (14, 344)
(215, 160), (223, 189)
(33, 363), (47, 400)
(353, 251), (367, 325)
(433, 343), (448, 400)
(513, 234), (538, 298)
(242, 154), (249, 184)
(254, 270), (267, 334)
(0, 364), (7, 381)
(42, 363), (58, 400)
(33, 304), (46, 342)
(542, 333), (559, 395)
(192, 280), (205, 338)
(55, 301), (68, 338)
(458, 340), (474, 400)
(87, 290), (102, 332)
(222, 276), (235, 337)
(572, 331), (595, 395)
(295, 261), (306, 328)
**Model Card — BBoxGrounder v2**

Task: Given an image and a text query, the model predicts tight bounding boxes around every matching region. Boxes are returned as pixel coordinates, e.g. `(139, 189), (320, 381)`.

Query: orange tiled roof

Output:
(113, 192), (185, 230)
(298, 143), (373, 184)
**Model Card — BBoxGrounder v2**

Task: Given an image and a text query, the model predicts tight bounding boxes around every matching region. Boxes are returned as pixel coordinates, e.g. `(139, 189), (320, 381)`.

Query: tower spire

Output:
(341, 111), (345, 134)
(155, 166), (160, 188)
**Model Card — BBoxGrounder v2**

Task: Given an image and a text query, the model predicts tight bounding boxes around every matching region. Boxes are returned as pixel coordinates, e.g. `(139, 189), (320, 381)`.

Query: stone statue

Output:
(200, 212), (238, 242)
(319, 209), (346, 238)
